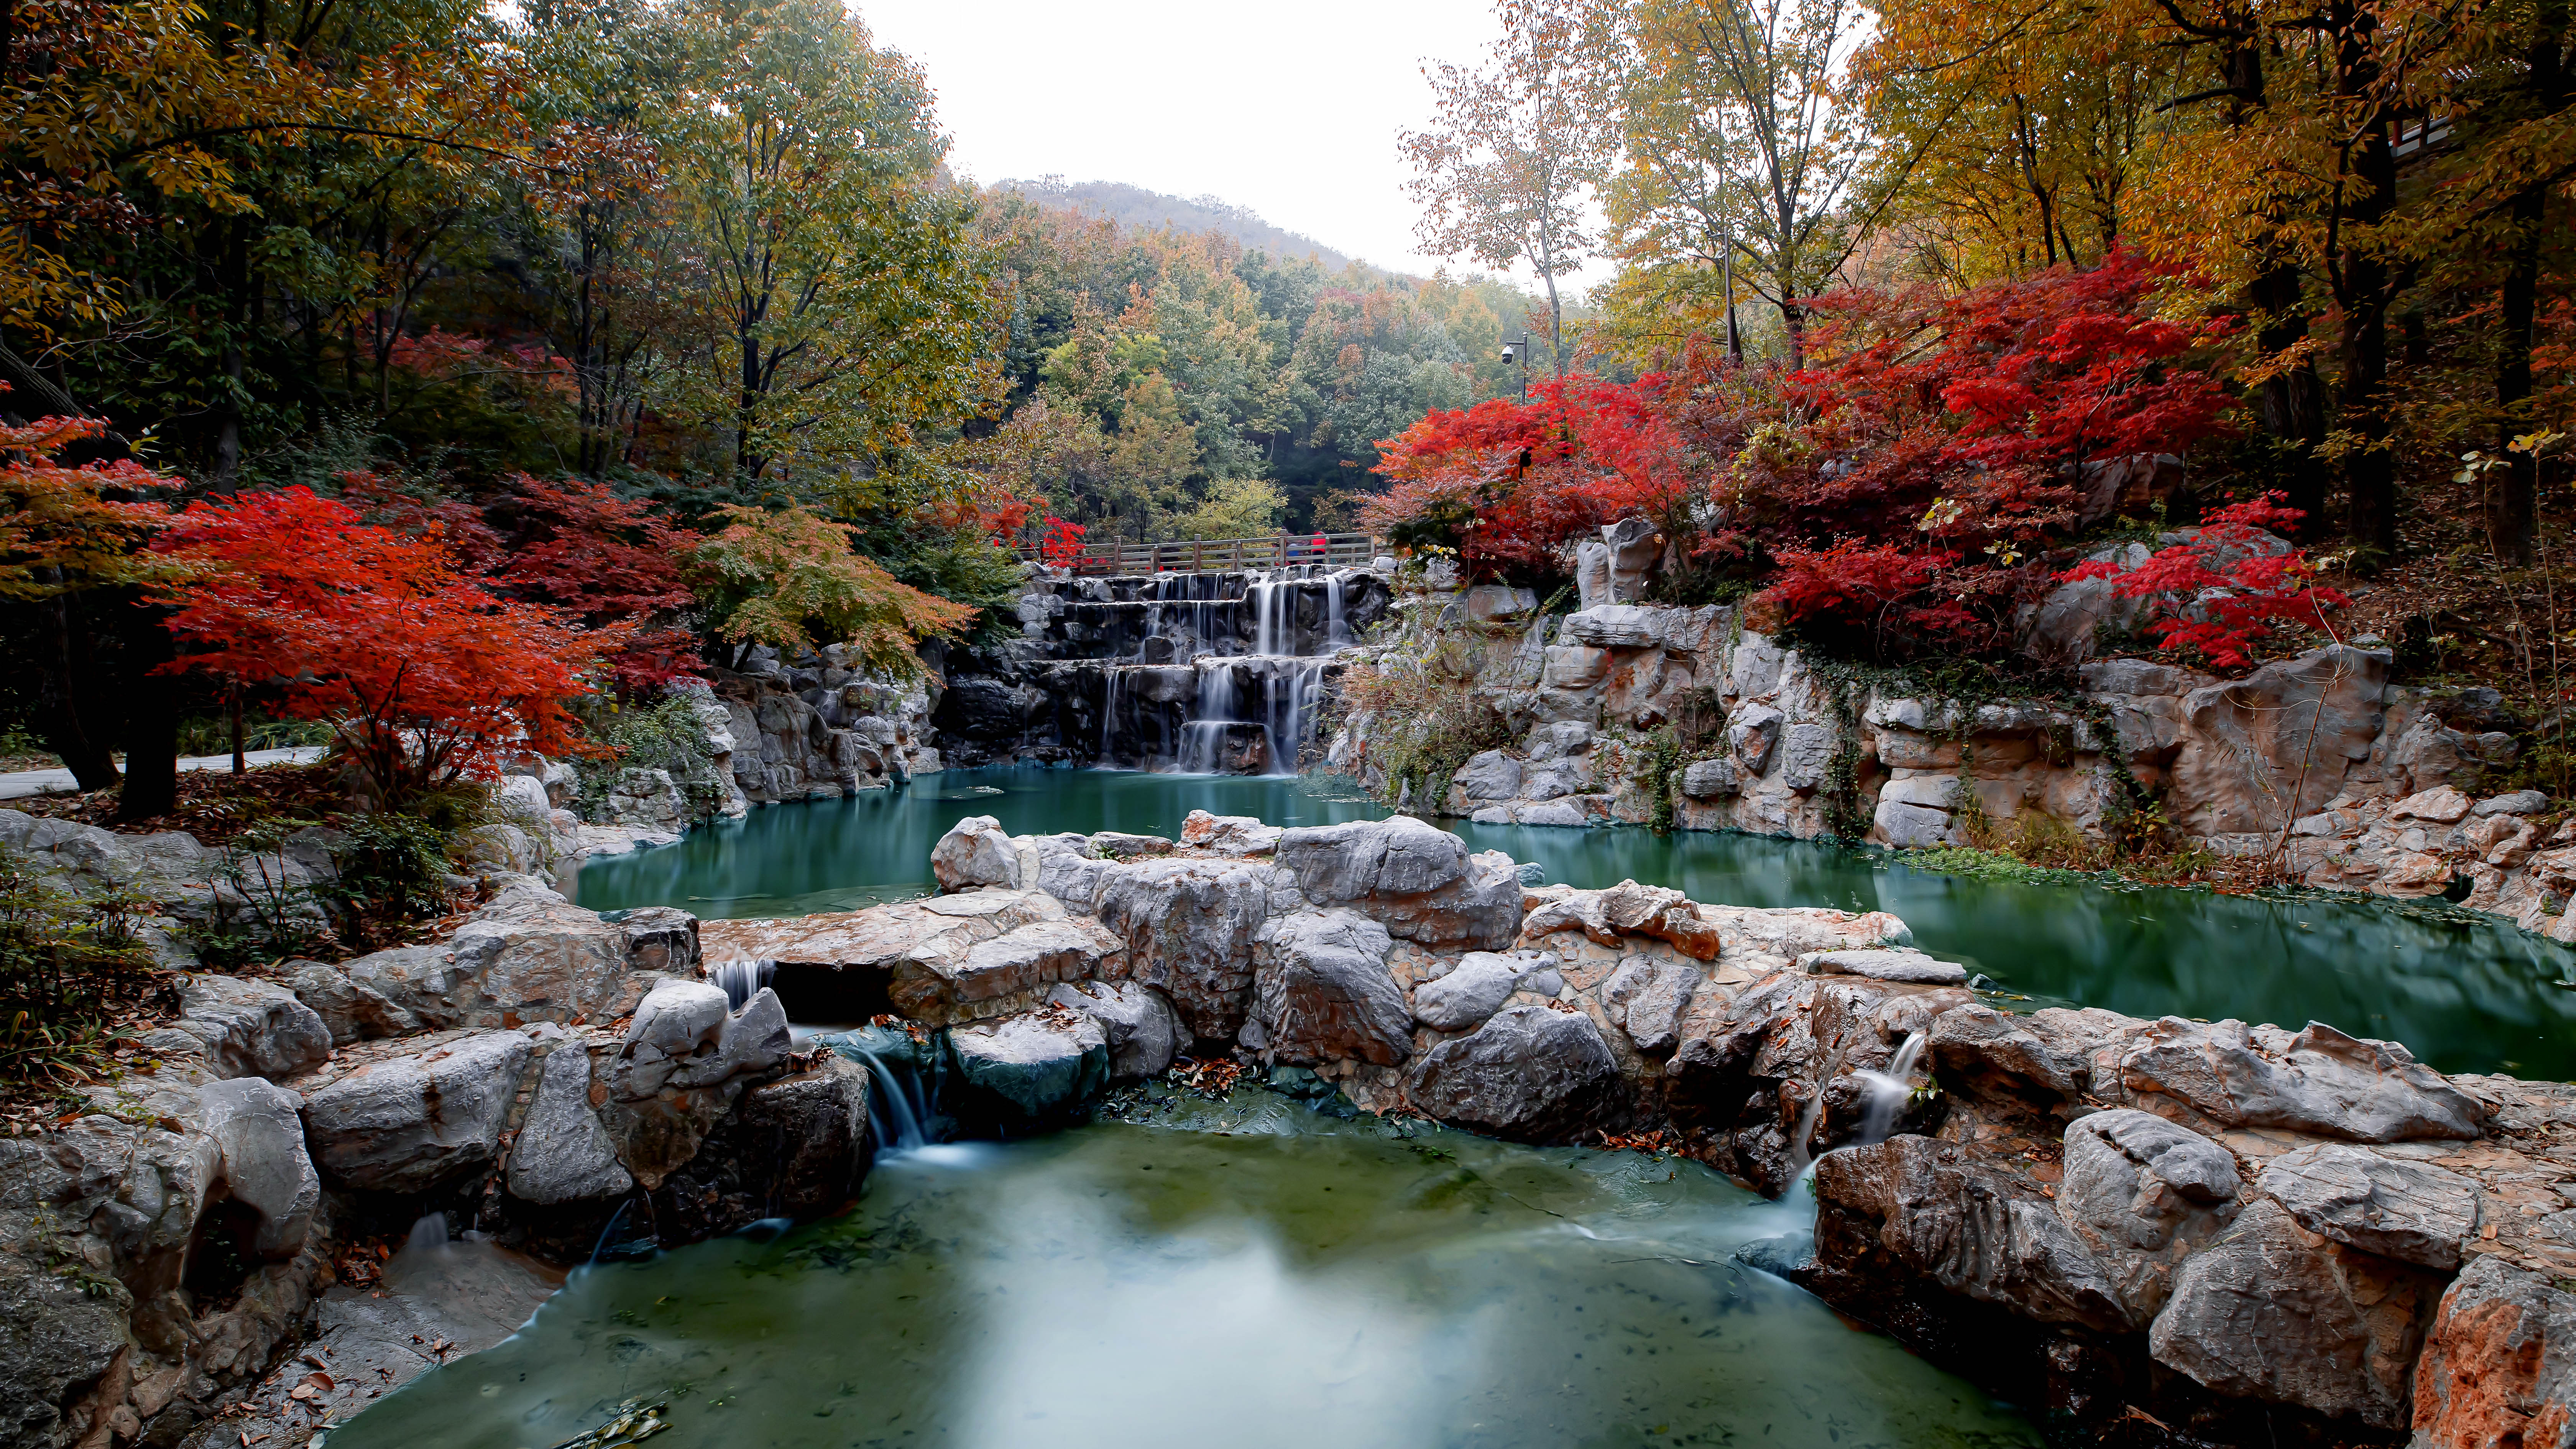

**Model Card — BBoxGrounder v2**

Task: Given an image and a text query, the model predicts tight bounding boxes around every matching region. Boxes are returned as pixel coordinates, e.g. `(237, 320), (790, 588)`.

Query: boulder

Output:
(279, 958), (418, 1045)
(1452, 750), (1524, 802)
(949, 1008), (1110, 1119)
(1412, 951), (1534, 1032)
(504, 1043), (633, 1206)
(1092, 858), (1270, 1040)
(1599, 955), (1700, 1053)
(1873, 799), (1956, 849)
(932, 814), (1032, 891)
(2392, 785), (2477, 825)
(1562, 605), (1665, 649)
(705, 889), (1080, 1026)
(1679, 757), (1741, 798)
(0, 1265), (128, 1449)
(301, 1030), (535, 1193)
(1177, 810), (1283, 856)
(342, 881), (658, 1030)
(2475, 789), (2549, 817)
(600, 981), (791, 1188)
(2255, 1142), (2481, 1269)
(1464, 584), (1538, 623)
(2146, 1198), (2442, 1428)
(645, 1056), (871, 1243)
(2170, 646), (2390, 835)
(165, 974), (332, 1081)
(1406, 1003), (1619, 1140)
(2118, 1018), (2486, 1142)
(2410, 1255), (2576, 1449)
(2052, 1109), (2241, 1321)
(1046, 981), (1184, 1079)
(1815, 1134), (2132, 1332)
(1729, 703), (1783, 774)
(1800, 948), (1968, 986)
(1252, 910), (1411, 1066)
(1274, 816), (1521, 951)
(197, 1077), (321, 1257)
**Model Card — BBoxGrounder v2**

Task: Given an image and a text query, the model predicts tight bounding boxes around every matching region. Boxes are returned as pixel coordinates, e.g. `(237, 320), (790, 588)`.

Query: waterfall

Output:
(710, 959), (775, 1010)
(851, 1046), (933, 1152)
(1852, 1031), (1930, 1147)
(1096, 665), (1125, 764)
(1176, 664), (1238, 774)
(1323, 570), (1349, 649)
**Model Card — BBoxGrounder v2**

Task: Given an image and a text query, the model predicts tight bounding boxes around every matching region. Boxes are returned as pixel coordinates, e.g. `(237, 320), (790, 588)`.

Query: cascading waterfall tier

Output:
(1090, 564), (1369, 775)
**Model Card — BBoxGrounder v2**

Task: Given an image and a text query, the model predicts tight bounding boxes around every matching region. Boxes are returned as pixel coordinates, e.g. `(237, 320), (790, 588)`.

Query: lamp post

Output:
(1500, 333), (1530, 400)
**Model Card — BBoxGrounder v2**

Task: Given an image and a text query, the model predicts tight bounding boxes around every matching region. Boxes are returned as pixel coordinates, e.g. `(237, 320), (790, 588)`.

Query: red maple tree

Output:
(153, 486), (624, 801)
(2058, 494), (2348, 671)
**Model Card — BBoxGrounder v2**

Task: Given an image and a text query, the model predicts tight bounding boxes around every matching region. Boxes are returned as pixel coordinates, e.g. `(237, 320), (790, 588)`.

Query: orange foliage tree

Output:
(152, 487), (623, 802)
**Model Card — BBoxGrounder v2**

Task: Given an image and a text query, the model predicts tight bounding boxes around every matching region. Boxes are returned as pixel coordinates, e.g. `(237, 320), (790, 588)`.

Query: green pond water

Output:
(327, 1089), (2044, 1449)
(573, 766), (2576, 1079)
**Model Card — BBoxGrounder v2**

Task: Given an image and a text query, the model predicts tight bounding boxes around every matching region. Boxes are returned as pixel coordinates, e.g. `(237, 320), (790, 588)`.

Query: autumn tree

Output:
(1402, 0), (1610, 374)
(153, 488), (620, 804)
(690, 503), (976, 676)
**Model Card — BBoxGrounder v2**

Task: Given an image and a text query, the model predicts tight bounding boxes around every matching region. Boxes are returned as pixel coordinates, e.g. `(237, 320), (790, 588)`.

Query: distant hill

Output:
(1000, 177), (1360, 273)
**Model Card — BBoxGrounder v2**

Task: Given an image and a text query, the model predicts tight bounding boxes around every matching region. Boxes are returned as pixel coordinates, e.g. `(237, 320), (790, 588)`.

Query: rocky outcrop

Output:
(1331, 585), (2566, 938)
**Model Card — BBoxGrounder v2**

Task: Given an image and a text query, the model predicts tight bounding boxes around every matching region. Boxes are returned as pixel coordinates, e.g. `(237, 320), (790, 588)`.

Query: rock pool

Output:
(572, 767), (2576, 1078)
(324, 1088), (2043, 1449)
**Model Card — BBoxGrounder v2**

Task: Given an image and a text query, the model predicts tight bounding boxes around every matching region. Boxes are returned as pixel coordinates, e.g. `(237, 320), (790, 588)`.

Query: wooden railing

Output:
(1020, 531), (1382, 577)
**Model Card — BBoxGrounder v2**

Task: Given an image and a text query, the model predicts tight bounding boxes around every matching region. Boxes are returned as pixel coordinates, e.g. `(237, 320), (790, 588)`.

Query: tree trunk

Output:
(2492, 184), (2544, 565)
(2248, 261), (2332, 532)
(2333, 15), (2402, 562)
(33, 584), (118, 790)
(115, 608), (181, 822)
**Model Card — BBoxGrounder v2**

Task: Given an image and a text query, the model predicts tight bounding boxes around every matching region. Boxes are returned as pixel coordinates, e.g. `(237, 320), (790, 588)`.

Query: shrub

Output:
(0, 845), (162, 1107)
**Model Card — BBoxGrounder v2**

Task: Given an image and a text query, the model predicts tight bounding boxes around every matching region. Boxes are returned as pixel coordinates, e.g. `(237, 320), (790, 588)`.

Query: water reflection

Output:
(571, 766), (2576, 1078)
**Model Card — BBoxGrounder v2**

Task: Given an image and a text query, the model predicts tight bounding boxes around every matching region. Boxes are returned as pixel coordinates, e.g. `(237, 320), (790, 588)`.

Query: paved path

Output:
(0, 745), (330, 801)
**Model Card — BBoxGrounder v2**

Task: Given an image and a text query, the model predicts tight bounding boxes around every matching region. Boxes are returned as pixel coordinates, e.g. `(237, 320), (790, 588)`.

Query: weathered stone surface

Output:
(1816, 1134), (2133, 1331)
(1275, 816), (1520, 952)
(1777, 724), (1835, 792)
(2053, 1108), (2241, 1321)
(167, 974), (332, 1081)
(342, 881), (658, 1030)
(1252, 910), (1410, 1066)
(1177, 809), (1283, 856)
(1799, 947), (1967, 985)
(928, 916), (1125, 1019)
(647, 1056), (870, 1243)
(1679, 756), (1740, 798)
(2119, 1017), (2486, 1142)
(2476, 789), (2549, 817)
(2257, 1142), (2481, 1269)
(1093, 858), (1269, 1040)
(2170, 645), (2391, 835)
(932, 814), (1031, 891)
(950, 1008), (1109, 1118)
(1412, 951), (1534, 1031)
(196, 1076), (320, 1257)
(1046, 980), (1184, 1079)
(2410, 1255), (2576, 1449)
(1406, 1003), (1618, 1140)
(1521, 882), (1731, 961)
(1930, 1003), (2128, 1101)
(2392, 785), (2477, 824)
(279, 958), (417, 1045)
(600, 981), (790, 1189)
(1453, 749), (1525, 801)
(1873, 799), (1956, 848)
(704, 889), (1086, 1026)
(504, 1043), (632, 1206)
(301, 1030), (534, 1192)
(1600, 955), (1699, 1053)
(0, 1260), (128, 1448)
(2147, 1198), (2441, 1428)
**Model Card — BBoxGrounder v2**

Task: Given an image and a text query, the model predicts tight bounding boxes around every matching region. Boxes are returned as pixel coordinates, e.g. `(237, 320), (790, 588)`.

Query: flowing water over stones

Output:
(319, 1087), (2045, 1449)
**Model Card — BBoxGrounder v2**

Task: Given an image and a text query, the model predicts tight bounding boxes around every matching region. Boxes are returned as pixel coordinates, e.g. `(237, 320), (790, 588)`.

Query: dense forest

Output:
(0, 0), (2568, 808)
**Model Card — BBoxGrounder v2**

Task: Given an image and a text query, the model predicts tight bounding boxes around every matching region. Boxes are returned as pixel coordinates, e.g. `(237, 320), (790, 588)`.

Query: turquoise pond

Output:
(571, 766), (2576, 1080)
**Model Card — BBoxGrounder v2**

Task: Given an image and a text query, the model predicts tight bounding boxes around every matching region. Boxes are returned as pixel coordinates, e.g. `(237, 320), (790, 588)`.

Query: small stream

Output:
(323, 1089), (2043, 1449)
(574, 766), (2576, 1079)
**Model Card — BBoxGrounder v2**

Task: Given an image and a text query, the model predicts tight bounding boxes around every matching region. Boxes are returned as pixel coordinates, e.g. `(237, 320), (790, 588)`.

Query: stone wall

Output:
(1329, 589), (2571, 936)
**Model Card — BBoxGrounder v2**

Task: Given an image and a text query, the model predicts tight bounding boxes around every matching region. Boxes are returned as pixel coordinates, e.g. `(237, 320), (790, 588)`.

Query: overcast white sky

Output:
(858, 0), (1511, 281)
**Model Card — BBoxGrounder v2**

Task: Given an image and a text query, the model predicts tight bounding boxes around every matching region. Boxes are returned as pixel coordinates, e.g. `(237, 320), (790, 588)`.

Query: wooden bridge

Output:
(1020, 531), (1383, 577)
